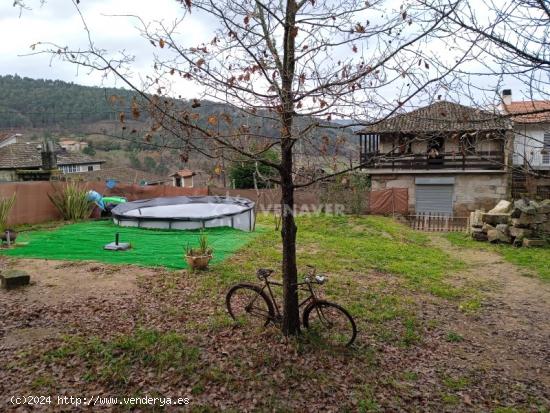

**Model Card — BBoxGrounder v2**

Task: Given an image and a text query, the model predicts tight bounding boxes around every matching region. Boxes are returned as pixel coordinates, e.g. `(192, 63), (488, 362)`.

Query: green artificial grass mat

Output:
(1, 220), (262, 269)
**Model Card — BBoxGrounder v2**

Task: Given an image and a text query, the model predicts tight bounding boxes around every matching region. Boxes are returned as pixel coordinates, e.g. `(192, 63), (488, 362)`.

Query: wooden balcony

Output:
(360, 151), (506, 171)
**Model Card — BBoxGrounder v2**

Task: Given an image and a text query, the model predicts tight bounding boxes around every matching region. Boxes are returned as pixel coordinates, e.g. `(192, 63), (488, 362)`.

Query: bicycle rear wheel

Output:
(303, 300), (357, 347)
(226, 283), (275, 328)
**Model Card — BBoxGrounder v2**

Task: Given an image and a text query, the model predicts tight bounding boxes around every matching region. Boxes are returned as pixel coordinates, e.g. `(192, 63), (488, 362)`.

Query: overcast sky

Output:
(0, 0), (536, 107)
(0, 0), (208, 93)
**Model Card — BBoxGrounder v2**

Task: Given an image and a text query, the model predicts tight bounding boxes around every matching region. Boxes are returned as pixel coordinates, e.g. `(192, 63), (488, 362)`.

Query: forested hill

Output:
(0, 74), (135, 128)
(0, 74), (356, 155)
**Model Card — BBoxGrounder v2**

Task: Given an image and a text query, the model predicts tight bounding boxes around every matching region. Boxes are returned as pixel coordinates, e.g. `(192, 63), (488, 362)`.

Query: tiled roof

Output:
(169, 168), (196, 178)
(0, 133), (17, 144)
(73, 167), (168, 185)
(0, 142), (104, 169)
(503, 101), (550, 124)
(358, 101), (511, 134)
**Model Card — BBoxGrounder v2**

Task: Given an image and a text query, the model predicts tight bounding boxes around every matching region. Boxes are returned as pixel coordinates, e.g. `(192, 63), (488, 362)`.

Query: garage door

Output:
(415, 184), (454, 215)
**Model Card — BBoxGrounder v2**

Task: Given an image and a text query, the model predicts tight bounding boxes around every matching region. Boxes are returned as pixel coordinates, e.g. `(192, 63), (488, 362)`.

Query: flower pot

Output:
(185, 253), (213, 271)
(1, 229), (17, 243)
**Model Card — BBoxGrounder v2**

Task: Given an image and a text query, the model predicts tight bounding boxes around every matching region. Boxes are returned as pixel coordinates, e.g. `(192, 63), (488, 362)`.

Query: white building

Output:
(501, 90), (550, 171)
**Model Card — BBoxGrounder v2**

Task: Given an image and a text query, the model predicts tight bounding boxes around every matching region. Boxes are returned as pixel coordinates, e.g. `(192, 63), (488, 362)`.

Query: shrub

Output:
(0, 193), (16, 232)
(320, 172), (370, 214)
(229, 150), (278, 189)
(185, 231), (213, 256)
(48, 182), (93, 221)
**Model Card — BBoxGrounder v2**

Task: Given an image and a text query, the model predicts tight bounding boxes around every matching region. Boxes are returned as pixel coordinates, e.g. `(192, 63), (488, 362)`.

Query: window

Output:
(427, 136), (445, 161)
(460, 134), (476, 153)
(88, 165), (94, 171)
(543, 132), (550, 165)
(397, 135), (413, 154)
(61, 164), (80, 173)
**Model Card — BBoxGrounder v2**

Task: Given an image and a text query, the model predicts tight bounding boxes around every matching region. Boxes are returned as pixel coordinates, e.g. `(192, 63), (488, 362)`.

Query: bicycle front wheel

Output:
(226, 283), (275, 328)
(303, 300), (357, 347)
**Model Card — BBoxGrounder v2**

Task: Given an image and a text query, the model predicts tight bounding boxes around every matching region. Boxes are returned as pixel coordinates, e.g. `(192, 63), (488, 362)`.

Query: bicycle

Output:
(226, 266), (357, 347)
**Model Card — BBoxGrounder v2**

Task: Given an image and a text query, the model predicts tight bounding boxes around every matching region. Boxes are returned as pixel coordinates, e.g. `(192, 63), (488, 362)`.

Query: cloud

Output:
(0, 0), (209, 96)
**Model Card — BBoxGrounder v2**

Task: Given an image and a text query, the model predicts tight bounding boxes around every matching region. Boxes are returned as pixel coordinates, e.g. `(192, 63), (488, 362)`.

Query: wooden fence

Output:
(407, 212), (469, 232)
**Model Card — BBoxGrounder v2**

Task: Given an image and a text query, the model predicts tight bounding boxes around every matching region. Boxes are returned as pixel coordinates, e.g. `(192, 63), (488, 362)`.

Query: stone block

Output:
(482, 223), (495, 233)
(539, 200), (550, 214)
(488, 200), (511, 214)
(471, 210), (484, 228)
(513, 199), (537, 215)
(534, 214), (547, 224)
(542, 221), (550, 234)
(514, 213), (537, 226)
(1, 270), (30, 290)
(522, 238), (546, 248)
(482, 213), (510, 226)
(487, 229), (511, 243)
(495, 224), (510, 235)
(472, 231), (488, 241)
(509, 227), (532, 239)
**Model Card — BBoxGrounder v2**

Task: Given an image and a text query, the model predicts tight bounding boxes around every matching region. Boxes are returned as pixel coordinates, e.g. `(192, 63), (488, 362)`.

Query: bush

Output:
(229, 150), (278, 189)
(82, 145), (96, 156)
(320, 172), (370, 214)
(0, 194), (16, 232)
(48, 182), (93, 221)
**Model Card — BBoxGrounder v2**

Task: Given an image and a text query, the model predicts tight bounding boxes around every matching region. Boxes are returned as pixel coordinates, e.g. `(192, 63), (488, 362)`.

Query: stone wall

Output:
(453, 174), (509, 216)
(0, 170), (17, 182)
(371, 172), (509, 216)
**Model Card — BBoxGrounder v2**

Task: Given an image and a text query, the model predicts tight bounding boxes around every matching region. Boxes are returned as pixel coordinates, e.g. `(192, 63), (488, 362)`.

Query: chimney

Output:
(502, 89), (512, 106)
(41, 140), (57, 170)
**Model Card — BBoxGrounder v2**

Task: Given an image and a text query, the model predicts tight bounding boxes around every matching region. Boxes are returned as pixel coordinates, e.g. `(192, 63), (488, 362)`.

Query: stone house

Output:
(358, 101), (514, 216)
(500, 90), (550, 198)
(0, 141), (104, 182)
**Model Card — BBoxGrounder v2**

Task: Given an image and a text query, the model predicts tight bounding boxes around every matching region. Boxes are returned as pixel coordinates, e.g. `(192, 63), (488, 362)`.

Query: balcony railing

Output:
(360, 151), (505, 171)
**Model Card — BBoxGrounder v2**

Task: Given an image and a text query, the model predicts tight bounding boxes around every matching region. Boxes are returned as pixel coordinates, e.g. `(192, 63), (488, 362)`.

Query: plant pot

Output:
(185, 253), (213, 271)
(1, 229), (17, 243)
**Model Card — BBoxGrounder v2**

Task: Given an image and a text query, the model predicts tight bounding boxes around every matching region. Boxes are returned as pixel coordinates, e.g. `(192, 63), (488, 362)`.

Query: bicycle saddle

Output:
(256, 268), (274, 279)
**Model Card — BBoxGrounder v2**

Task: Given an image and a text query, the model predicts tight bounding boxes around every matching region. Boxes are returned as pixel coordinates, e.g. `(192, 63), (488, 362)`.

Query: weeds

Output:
(0, 193), (16, 232)
(48, 181), (93, 221)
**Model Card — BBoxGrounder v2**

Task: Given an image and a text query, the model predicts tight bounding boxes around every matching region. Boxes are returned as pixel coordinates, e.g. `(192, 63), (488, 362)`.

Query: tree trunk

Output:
(280, 140), (300, 336)
(279, 0), (300, 336)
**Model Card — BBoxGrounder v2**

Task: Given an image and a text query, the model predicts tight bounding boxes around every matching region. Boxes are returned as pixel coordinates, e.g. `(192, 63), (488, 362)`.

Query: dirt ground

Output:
(430, 237), (550, 389)
(0, 239), (549, 412)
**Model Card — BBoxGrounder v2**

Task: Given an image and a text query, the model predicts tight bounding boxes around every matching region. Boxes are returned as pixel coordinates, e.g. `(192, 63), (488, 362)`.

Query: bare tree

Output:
(422, 0), (549, 105)
(33, 0), (468, 336)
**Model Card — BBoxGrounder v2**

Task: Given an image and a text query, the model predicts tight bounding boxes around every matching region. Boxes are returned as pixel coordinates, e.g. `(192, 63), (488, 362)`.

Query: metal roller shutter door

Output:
(415, 184), (454, 215)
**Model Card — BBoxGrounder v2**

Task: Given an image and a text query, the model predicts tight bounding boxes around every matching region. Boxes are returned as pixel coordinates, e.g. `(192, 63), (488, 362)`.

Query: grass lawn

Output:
(445, 232), (550, 281)
(2, 214), (549, 412)
(1, 220), (261, 269)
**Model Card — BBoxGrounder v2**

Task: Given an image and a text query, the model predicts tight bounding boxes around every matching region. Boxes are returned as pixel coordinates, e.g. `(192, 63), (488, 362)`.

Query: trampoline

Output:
(111, 195), (255, 232)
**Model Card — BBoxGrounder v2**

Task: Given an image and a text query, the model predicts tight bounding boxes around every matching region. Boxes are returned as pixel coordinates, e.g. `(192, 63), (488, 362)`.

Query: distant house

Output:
(0, 141), (104, 182)
(169, 169), (196, 187)
(358, 101), (513, 216)
(59, 139), (89, 152)
(0, 133), (23, 149)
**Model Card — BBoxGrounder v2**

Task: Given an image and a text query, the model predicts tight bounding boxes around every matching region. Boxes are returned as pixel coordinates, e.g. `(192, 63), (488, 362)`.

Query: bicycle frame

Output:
(259, 278), (319, 323)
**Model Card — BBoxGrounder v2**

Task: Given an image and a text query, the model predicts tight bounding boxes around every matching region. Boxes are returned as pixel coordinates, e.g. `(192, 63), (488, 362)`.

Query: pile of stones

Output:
(470, 199), (550, 247)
